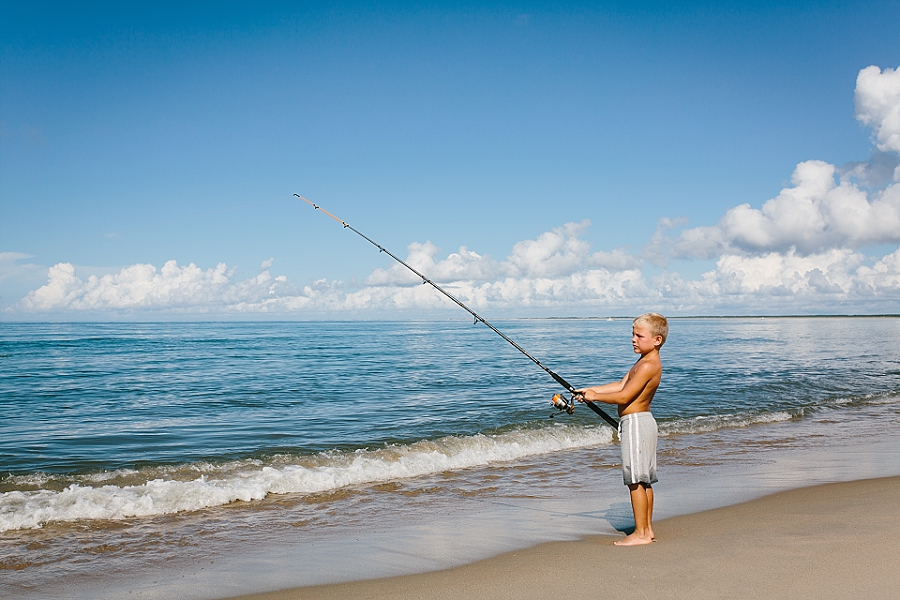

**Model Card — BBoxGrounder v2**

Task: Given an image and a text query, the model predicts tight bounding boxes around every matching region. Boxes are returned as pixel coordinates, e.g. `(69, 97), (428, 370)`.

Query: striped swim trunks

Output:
(619, 411), (658, 486)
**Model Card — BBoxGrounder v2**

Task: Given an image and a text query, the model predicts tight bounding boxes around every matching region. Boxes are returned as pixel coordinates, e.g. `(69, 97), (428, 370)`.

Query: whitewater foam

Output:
(0, 423), (614, 532)
(660, 411), (795, 436)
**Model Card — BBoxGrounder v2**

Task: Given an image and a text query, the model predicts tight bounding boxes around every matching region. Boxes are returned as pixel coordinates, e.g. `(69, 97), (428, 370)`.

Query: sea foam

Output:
(660, 410), (795, 435)
(0, 423), (614, 532)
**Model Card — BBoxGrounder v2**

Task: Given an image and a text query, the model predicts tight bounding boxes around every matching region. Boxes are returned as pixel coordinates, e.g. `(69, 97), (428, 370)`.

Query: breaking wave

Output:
(5, 391), (895, 532)
(660, 410), (795, 436)
(0, 423), (614, 532)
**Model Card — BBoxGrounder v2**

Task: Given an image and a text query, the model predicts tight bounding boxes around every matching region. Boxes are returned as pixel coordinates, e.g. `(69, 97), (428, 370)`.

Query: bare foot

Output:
(614, 532), (654, 546)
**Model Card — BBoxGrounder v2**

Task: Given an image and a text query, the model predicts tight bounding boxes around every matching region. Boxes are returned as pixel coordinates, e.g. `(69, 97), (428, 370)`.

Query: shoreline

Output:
(9, 407), (899, 600)
(226, 475), (900, 600)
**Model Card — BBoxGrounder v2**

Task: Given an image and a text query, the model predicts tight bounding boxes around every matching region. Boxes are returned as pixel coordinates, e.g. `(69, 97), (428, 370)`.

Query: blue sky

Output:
(2, 1), (899, 318)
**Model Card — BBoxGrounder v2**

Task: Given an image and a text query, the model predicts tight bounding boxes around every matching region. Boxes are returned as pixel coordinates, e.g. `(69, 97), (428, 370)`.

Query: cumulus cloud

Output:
(12, 223), (652, 315)
(688, 247), (900, 311)
(18, 260), (293, 313)
(672, 160), (900, 258)
(302, 222), (650, 311)
(588, 248), (644, 271)
(365, 242), (503, 285)
(505, 221), (592, 278)
(364, 221), (641, 288)
(855, 65), (900, 153)
(708, 249), (865, 296)
(15, 219), (899, 316)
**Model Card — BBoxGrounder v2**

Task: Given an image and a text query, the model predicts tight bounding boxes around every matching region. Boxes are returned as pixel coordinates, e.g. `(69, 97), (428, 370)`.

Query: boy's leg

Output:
(615, 483), (654, 546)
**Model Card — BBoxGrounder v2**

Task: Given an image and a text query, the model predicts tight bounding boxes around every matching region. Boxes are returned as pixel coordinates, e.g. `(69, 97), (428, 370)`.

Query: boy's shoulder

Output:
(633, 350), (662, 376)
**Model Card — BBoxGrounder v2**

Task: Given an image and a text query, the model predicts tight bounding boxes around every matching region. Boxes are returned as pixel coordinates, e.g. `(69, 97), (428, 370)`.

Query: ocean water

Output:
(1, 317), (899, 598)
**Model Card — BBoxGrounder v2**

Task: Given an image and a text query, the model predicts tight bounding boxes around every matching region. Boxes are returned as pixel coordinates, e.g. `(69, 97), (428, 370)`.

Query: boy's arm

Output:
(579, 361), (658, 406)
(577, 372), (629, 396)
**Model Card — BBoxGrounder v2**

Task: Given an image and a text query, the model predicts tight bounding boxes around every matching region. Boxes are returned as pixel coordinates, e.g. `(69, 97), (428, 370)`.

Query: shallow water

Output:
(1, 317), (899, 598)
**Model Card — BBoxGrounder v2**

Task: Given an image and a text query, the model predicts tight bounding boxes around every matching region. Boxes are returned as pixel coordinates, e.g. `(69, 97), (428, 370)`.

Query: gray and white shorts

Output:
(619, 412), (658, 486)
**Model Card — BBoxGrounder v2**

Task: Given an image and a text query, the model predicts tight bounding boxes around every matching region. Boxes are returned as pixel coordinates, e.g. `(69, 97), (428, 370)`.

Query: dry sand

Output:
(227, 476), (900, 600)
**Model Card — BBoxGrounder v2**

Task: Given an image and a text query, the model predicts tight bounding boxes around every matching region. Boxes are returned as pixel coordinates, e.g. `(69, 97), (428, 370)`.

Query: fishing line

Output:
(296, 193), (618, 428)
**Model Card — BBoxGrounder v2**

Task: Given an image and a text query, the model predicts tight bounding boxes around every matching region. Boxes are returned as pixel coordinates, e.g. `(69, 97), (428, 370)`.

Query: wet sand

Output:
(226, 476), (900, 600)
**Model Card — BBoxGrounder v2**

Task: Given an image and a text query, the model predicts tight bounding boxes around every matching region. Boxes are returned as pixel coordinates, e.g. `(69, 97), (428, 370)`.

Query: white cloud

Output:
(505, 221), (592, 278)
(588, 248), (644, 271)
(10, 223), (655, 315)
(14, 228), (900, 316)
(17, 260), (294, 313)
(855, 65), (900, 153)
(364, 221), (640, 289)
(676, 247), (900, 313)
(856, 247), (900, 293)
(672, 160), (900, 258)
(707, 249), (865, 296)
(365, 242), (503, 285)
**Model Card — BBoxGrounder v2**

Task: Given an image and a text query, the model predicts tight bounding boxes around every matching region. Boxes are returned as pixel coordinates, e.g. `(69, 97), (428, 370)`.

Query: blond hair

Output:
(633, 313), (668, 347)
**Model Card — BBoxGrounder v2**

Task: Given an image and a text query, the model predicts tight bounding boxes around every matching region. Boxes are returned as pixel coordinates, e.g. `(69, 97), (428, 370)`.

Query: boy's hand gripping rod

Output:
(296, 194), (619, 428)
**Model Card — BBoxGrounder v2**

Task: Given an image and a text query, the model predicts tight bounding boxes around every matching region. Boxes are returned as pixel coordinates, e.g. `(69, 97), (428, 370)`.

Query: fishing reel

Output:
(550, 393), (576, 417)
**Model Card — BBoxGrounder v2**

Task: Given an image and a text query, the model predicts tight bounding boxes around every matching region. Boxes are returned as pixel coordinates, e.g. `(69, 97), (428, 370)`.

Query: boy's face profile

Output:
(632, 324), (662, 355)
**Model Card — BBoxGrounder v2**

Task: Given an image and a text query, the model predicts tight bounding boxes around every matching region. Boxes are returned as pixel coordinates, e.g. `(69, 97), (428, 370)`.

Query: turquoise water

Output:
(1, 317), (899, 597)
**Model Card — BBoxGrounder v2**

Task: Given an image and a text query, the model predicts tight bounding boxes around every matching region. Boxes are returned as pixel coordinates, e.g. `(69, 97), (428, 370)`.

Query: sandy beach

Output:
(226, 476), (900, 600)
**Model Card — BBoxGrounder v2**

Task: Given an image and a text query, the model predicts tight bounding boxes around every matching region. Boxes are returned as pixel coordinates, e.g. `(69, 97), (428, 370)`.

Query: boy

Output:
(576, 313), (667, 546)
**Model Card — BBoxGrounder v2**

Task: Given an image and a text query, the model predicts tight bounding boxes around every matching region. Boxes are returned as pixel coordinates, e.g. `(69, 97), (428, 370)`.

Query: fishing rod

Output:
(296, 194), (618, 428)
